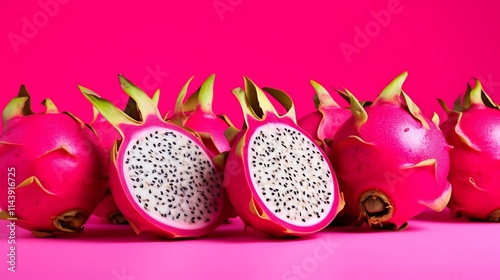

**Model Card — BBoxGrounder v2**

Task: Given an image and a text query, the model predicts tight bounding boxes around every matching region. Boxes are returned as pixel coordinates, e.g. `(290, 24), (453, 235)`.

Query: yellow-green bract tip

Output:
(310, 80), (339, 109)
(375, 71), (408, 104)
(469, 79), (484, 106)
(78, 84), (139, 132)
(118, 74), (159, 119)
(41, 99), (58, 114)
(346, 89), (368, 129)
(199, 74), (216, 113)
(2, 96), (29, 129)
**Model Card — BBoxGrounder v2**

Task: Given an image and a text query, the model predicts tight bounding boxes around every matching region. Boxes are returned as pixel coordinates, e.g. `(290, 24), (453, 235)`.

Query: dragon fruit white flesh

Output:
(297, 80), (351, 154)
(79, 75), (231, 238)
(439, 80), (500, 221)
(330, 72), (452, 230)
(0, 86), (108, 236)
(220, 77), (344, 237)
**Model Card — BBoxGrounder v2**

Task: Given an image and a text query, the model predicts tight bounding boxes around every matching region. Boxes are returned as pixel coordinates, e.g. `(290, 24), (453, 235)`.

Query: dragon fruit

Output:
(330, 72), (452, 230)
(0, 86), (108, 236)
(220, 77), (344, 237)
(439, 80), (500, 221)
(91, 92), (160, 224)
(79, 75), (231, 238)
(297, 80), (351, 153)
(171, 74), (230, 153)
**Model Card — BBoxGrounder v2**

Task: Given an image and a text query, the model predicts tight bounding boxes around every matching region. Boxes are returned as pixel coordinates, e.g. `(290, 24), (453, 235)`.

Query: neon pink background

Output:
(1, 0), (500, 279)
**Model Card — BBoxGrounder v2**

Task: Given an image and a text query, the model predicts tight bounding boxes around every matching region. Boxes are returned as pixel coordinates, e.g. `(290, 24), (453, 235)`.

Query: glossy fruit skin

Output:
(331, 101), (451, 229)
(298, 109), (351, 150)
(442, 103), (500, 221)
(182, 109), (230, 152)
(171, 74), (230, 153)
(0, 95), (108, 235)
(329, 72), (451, 230)
(297, 81), (351, 154)
(89, 114), (124, 223)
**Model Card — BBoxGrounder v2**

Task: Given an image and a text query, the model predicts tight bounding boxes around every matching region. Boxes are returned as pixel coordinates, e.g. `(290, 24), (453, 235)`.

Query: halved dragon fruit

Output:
(170, 74), (230, 153)
(0, 86), (108, 236)
(220, 77), (344, 237)
(330, 72), (452, 230)
(79, 75), (231, 238)
(297, 80), (351, 153)
(439, 80), (500, 221)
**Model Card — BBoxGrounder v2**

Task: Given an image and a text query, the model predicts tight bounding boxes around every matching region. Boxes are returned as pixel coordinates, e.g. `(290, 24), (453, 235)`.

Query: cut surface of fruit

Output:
(221, 77), (342, 237)
(123, 127), (222, 229)
(247, 123), (334, 227)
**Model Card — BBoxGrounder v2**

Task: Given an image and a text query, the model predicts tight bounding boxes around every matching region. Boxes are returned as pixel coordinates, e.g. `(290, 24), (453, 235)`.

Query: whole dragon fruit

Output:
(439, 80), (500, 221)
(170, 74), (231, 153)
(0, 86), (108, 236)
(220, 77), (344, 237)
(91, 92), (160, 224)
(330, 72), (452, 230)
(297, 80), (351, 154)
(79, 75), (231, 238)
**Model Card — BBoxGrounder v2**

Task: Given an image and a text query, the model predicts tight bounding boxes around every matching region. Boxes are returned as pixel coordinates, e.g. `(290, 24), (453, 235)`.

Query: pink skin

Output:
(80, 76), (231, 238)
(332, 103), (451, 229)
(0, 94), (108, 236)
(298, 111), (323, 138)
(440, 83), (500, 221)
(91, 114), (122, 154)
(183, 109), (230, 152)
(89, 114), (123, 222)
(92, 193), (127, 224)
(223, 80), (343, 237)
(330, 72), (451, 230)
(171, 74), (230, 153)
(298, 109), (351, 153)
(297, 81), (351, 154)
(90, 112), (131, 224)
